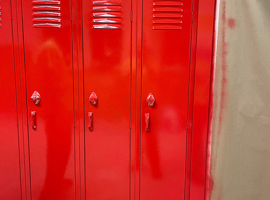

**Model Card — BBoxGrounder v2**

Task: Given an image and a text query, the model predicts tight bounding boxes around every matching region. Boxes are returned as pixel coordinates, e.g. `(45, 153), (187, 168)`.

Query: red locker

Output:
(82, 0), (132, 199)
(20, 1), (75, 199)
(139, 0), (193, 199)
(0, 1), (22, 199)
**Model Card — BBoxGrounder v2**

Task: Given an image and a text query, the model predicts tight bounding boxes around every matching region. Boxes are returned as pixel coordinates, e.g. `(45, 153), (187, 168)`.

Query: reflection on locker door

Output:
(140, 0), (193, 199)
(0, 1), (22, 200)
(82, 0), (132, 199)
(21, 1), (75, 199)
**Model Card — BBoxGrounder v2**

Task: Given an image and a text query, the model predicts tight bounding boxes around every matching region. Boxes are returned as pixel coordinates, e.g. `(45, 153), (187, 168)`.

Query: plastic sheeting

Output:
(209, 0), (270, 199)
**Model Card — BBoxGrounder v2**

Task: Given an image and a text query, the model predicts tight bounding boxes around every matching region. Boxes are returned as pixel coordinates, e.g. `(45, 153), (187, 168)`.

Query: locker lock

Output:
(146, 93), (155, 107)
(89, 92), (98, 105)
(31, 91), (41, 105)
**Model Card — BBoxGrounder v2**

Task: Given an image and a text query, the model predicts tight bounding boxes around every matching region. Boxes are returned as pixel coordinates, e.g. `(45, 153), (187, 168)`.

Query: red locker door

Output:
(140, 0), (193, 199)
(21, 1), (75, 200)
(0, 1), (22, 200)
(82, 0), (132, 199)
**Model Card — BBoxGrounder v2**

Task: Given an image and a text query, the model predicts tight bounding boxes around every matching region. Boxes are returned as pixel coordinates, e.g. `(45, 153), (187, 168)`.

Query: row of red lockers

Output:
(0, 0), (216, 199)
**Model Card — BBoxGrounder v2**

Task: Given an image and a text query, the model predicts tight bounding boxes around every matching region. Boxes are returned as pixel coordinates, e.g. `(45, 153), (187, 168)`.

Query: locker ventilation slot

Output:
(32, 0), (61, 28)
(92, 0), (123, 29)
(0, 3), (2, 27)
(153, 0), (183, 30)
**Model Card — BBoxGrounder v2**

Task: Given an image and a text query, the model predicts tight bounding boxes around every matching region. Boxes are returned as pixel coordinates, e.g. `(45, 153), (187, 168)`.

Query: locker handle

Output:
(145, 113), (150, 132)
(31, 111), (37, 130)
(88, 112), (93, 131)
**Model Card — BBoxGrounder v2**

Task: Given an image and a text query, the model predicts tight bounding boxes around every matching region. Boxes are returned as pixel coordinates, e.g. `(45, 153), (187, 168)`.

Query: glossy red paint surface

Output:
(20, 0), (75, 199)
(1, 0), (216, 199)
(139, 0), (193, 199)
(0, 1), (22, 199)
(82, 0), (132, 199)
(189, 0), (217, 199)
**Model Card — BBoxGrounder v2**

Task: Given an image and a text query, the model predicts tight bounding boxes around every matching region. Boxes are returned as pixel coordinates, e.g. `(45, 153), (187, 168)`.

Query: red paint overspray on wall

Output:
(219, 1), (228, 137)
(188, 0), (217, 199)
(208, 1), (230, 199)
(228, 18), (236, 29)
(204, 0), (219, 199)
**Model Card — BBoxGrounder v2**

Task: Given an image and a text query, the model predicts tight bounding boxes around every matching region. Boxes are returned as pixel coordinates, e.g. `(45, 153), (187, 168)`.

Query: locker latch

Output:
(89, 92), (98, 105)
(31, 91), (41, 105)
(146, 93), (155, 107)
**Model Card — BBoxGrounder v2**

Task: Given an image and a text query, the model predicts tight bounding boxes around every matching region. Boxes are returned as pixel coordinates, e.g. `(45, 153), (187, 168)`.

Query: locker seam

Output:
(10, 0), (23, 199)
(184, 0), (200, 199)
(134, 0), (138, 198)
(130, 10), (133, 22)
(18, 0), (33, 199)
(80, 0), (86, 199)
(129, 1), (133, 199)
(76, 0), (82, 199)
(14, 0), (31, 199)
(70, 0), (78, 199)
(139, 0), (143, 199)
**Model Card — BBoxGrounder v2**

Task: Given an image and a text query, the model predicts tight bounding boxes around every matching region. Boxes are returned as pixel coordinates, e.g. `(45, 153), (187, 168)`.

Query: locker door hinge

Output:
(191, 10), (194, 23)
(130, 10), (133, 22)
(129, 119), (132, 129)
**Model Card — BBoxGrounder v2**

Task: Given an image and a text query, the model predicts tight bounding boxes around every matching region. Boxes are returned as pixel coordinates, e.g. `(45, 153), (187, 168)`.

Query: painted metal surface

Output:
(20, 0), (75, 199)
(152, 0), (183, 30)
(92, 0), (123, 29)
(138, 0), (193, 199)
(0, 0), (216, 199)
(189, 0), (217, 199)
(0, 1), (22, 199)
(32, 0), (62, 28)
(82, 0), (132, 199)
(0, 2), (2, 27)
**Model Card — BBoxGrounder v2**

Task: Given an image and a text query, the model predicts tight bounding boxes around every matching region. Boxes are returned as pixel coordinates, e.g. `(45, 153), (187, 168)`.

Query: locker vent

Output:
(32, 0), (61, 28)
(153, 0), (183, 30)
(0, 2), (2, 27)
(92, 0), (122, 29)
